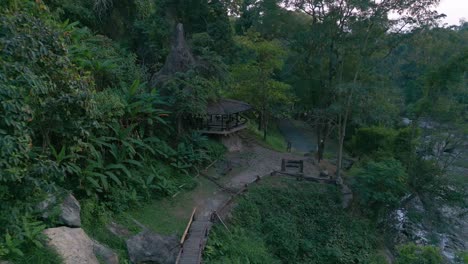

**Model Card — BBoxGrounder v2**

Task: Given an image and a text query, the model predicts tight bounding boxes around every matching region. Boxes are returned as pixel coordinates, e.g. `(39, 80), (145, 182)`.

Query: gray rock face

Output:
(389, 194), (468, 263)
(126, 230), (179, 264)
(59, 194), (81, 227)
(36, 194), (58, 219)
(37, 193), (81, 227)
(390, 195), (429, 246)
(93, 240), (119, 264)
(44, 227), (99, 264)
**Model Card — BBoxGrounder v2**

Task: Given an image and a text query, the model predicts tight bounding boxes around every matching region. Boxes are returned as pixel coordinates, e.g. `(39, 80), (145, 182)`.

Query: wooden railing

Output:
(175, 207), (197, 263)
(180, 207), (197, 245)
(195, 114), (248, 132)
(212, 174), (266, 222)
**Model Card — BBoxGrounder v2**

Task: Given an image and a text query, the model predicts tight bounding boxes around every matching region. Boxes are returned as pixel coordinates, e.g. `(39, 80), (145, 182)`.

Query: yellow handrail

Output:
(180, 207), (197, 245)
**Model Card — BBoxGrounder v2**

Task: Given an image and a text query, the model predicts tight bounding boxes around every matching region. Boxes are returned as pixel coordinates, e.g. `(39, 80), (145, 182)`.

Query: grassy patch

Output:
(83, 222), (130, 262)
(81, 199), (133, 262)
(79, 173), (220, 262)
(126, 177), (219, 235)
(247, 121), (287, 152)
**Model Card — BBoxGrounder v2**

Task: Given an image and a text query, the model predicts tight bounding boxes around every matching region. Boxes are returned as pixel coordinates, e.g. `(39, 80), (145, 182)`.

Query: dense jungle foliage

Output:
(0, 0), (467, 262)
(205, 179), (447, 264)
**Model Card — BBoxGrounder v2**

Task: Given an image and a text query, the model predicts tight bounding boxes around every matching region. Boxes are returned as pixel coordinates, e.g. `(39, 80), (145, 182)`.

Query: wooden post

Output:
(215, 212), (230, 232)
(221, 115), (224, 130)
(281, 159), (286, 172)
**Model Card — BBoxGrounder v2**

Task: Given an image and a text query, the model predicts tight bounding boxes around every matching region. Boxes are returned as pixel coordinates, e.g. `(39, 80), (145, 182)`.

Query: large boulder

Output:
(60, 194), (81, 227)
(37, 193), (81, 227)
(36, 194), (58, 219)
(43, 227), (99, 264)
(126, 230), (179, 264)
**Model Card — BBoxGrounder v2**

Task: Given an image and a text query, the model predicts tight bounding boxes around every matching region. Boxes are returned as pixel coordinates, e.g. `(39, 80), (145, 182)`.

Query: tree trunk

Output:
(335, 21), (373, 180)
(318, 140), (325, 163)
(177, 116), (183, 137)
(258, 111), (262, 131)
(316, 121), (328, 163)
(263, 111), (268, 140)
(336, 114), (342, 179)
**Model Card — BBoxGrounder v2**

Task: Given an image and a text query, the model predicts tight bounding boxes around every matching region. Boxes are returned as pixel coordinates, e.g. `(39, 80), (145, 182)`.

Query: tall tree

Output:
(285, 0), (443, 179)
(230, 32), (293, 139)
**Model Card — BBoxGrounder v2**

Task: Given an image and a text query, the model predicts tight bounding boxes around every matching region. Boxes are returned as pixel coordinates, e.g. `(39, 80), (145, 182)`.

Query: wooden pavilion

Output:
(192, 99), (252, 135)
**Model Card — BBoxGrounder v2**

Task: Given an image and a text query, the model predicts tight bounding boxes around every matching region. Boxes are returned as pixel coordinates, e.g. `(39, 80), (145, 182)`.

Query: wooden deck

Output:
(193, 114), (248, 135)
(196, 123), (247, 135)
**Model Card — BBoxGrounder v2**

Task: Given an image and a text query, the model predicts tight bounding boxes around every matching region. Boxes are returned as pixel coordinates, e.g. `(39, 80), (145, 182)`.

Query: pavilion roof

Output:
(206, 99), (252, 115)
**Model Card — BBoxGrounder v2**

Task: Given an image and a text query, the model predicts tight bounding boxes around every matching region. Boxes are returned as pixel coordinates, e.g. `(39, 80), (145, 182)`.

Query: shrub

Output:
(0, 2), (212, 257)
(204, 226), (279, 264)
(350, 126), (420, 166)
(206, 180), (378, 263)
(351, 158), (409, 217)
(351, 126), (397, 158)
(396, 243), (444, 264)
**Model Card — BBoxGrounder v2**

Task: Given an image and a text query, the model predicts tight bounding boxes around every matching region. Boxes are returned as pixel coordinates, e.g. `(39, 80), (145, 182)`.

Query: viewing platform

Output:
(193, 99), (252, 135)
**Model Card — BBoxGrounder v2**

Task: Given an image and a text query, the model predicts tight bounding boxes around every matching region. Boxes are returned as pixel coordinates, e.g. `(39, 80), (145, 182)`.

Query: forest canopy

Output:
(0, 0), (466, 263)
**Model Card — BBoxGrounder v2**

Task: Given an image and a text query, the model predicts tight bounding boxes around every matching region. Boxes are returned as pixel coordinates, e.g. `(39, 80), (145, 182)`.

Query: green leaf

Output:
(124, 159), (143, 168)
(105, 171), (122, 186)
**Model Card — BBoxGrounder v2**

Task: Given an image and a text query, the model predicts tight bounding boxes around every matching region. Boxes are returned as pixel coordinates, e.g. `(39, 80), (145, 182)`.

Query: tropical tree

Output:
(230, 32), (293, 139)
(282, 0), (443, 178)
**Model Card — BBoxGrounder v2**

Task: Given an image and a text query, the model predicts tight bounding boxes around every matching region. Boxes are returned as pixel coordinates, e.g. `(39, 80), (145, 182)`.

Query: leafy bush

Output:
(0, 3), (89, 256)
(7, 244), (62, 264)
(408, 158), (466, 205)
(351, 126), (397, 158)
(200, 139), (227, 161)
(351, 158), (409, 218)
(455, 251), (468, 264)
(396, 243), (444, 264)
(393, 127), (420, 165)
(205, 226), (279, 264)
(0, 2), (221, 258)
(206, 180), (378, 263)
(350, 126), (420, 166)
